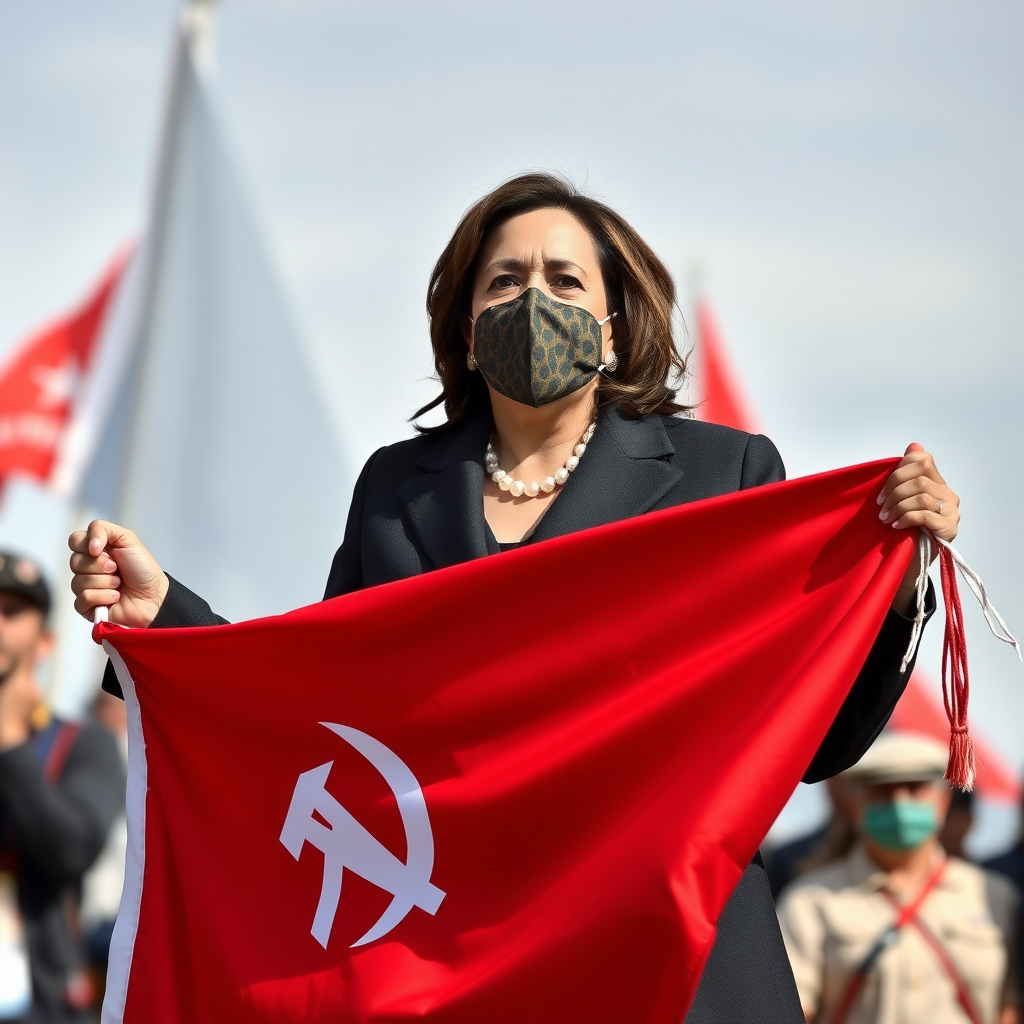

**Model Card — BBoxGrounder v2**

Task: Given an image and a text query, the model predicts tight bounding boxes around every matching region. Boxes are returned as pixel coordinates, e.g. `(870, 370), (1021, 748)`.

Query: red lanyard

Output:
(883, 857), (948, 930)
(878, 884), (983, 1024)
(828, 859), (980, 1024)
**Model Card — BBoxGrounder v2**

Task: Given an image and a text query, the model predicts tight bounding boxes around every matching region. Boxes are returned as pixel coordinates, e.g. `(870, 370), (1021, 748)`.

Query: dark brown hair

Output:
(414, 172), (689, 432)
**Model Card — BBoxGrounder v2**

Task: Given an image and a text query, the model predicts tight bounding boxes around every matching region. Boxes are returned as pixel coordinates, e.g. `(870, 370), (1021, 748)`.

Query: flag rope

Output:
(940, 544), (974, 790)
(900, 530), (932, 675)
(932, 533), (1022, 658)
(900, 529), (1021, 791)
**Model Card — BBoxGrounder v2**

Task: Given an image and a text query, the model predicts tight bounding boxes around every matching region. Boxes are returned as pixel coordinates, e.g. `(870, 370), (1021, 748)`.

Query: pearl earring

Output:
(467, 351), (478, 371)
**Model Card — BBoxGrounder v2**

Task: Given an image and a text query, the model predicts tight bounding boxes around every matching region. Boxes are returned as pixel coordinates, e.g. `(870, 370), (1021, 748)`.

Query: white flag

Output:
(55, 6), (348, 622)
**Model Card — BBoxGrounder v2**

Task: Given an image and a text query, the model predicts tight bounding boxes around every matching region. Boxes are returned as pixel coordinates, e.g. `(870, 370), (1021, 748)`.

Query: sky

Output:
(1, 2), (1022, 845)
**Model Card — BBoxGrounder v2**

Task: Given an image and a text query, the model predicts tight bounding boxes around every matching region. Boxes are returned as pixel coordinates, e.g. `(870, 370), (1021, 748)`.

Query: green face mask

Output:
(862, 800), (939, 851)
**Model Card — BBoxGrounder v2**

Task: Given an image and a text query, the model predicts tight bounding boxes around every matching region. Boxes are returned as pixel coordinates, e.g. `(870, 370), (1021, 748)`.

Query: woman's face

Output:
(464, 207), (612, 353)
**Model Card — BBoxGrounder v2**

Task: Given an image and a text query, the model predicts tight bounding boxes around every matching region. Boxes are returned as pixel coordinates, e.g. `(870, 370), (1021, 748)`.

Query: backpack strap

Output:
(31, 720), (62, 771)
(33, 720), (82, 784)
(0, 722), (80, 859)
(879, 888), (983, 1024)
(829, 859), (948, 1024)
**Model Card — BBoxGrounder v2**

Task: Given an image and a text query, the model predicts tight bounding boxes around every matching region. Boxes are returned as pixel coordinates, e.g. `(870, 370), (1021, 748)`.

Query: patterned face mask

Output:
(470, 288), (614, 408)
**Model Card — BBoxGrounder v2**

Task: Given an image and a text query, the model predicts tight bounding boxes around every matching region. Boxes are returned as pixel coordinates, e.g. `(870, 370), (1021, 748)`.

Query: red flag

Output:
(693, 299), (756, 432)
(0, 254), (125, 495)
(97, 460), (914, 1024)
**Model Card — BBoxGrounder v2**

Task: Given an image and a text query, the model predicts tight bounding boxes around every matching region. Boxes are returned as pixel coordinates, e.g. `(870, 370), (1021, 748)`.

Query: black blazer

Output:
(323, 406), (926, 785)
(128, 406), (931, 1023)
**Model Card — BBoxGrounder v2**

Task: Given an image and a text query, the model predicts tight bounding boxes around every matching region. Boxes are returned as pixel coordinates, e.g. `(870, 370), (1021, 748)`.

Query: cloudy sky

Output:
(1, 2), (1022, 831)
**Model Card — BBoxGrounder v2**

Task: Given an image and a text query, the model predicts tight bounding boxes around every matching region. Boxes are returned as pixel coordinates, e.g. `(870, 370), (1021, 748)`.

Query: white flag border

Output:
(100, 643), (147, 1024)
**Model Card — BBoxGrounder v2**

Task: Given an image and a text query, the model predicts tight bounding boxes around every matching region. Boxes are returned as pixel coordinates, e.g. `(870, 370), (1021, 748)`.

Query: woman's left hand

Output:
(876, 442), (960, 612)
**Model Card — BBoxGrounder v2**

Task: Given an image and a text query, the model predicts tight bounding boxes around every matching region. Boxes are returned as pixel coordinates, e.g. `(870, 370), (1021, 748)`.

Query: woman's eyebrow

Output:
(485, 258), (529, 273)
(546, 258), (588, 276)
(485, 257), (588, 276)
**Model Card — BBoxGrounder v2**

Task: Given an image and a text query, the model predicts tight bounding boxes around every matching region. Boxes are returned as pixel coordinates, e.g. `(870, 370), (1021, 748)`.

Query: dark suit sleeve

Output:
(101, 574), (227, 698)
(803, 582), (935, 782)
(740, 433), (787, 488)
(323, 448), (383, 600)
(736, 432), (933, 782)
(0, 725), (124, 880)
(149, 575), (227, 628)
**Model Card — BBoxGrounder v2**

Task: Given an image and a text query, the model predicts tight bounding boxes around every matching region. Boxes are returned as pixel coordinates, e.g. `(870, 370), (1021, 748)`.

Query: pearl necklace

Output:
(485, 421), (597, 498)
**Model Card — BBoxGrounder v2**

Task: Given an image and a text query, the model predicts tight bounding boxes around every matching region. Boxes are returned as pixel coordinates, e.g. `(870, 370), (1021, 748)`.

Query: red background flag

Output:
(98, 460), (914, 1024)
(693, 299), (756, 433)
(0, 254), (125, 496)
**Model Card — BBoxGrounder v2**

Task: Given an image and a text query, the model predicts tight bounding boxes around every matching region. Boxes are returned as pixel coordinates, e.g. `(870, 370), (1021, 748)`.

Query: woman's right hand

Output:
(68, 520), (169, 628)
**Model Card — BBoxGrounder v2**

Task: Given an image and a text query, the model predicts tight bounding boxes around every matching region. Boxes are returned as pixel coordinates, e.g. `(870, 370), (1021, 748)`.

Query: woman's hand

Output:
(876, 443), (960, 613)
(68, 521), (169, 628)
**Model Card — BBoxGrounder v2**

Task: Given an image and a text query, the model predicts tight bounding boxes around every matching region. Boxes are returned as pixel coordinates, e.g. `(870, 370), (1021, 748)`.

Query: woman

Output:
(68, 173), (960, 1022)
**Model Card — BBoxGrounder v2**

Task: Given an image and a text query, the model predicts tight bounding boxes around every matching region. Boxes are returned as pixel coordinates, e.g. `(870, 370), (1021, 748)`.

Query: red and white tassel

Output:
(900, 529), (1020, 792)
(939, 542), (974, 790)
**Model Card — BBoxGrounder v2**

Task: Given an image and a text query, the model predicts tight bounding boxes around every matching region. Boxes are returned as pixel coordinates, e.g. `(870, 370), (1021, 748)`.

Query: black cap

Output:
(0, 552), (51, 618)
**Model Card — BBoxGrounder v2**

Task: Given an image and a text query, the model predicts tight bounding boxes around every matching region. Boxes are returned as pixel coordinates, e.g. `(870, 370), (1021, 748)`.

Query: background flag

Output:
(99, 459), (914, 1024)
(692, 298), (757, 433)
(0, 3), (348, 715)
(0, 255), (125, 499)
(51, 5), (348, 623)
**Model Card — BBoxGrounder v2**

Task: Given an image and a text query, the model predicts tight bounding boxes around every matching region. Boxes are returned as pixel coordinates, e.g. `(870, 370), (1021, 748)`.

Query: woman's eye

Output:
(554, 275), (583, 290)
(489, 275), (519, 290)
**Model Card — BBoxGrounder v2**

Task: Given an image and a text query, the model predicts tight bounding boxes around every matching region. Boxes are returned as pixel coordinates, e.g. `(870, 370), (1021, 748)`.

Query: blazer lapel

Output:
(530, 408), (684, 542)
(397, 409), (493, 572)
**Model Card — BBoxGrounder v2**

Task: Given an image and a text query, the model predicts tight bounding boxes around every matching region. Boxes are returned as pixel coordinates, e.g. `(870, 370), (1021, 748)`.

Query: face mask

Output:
(470, 288), (614, 408)
(861, 800), (939, 851)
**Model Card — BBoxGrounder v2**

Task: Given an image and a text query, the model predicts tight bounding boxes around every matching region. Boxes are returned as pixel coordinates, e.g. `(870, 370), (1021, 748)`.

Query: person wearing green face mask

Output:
(778, 732), (1020, 1024)
(860, 783), (943, 854)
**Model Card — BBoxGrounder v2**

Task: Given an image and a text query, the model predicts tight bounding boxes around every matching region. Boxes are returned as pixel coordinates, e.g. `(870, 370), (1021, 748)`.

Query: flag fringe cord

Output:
(932, 532), (1021, 659)
(898, 529), (1020, 792)
(900, 530), (932, 675)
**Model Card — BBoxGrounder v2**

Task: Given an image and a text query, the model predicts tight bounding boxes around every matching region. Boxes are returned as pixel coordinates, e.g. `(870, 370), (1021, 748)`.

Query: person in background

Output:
(941, 788), (976, 861)
(778, 732), (1019, 1024)
(0, 552), (124, 1024)
(765, 776), (857, 901)
(769, 757), (977, 904)
(79, 691), (127, 1000)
